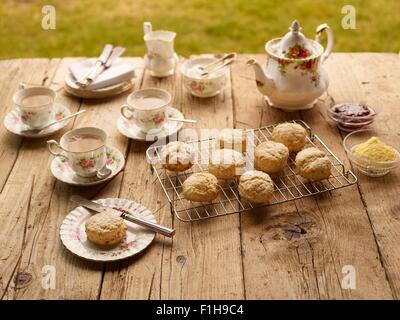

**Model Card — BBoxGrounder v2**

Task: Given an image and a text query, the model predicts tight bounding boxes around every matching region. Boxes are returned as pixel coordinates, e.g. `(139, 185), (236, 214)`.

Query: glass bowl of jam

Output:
(328, 103), (376, 132)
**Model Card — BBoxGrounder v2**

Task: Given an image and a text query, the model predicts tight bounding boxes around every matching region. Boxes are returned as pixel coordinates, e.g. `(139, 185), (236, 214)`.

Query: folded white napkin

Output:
(68, 58), (135, 90)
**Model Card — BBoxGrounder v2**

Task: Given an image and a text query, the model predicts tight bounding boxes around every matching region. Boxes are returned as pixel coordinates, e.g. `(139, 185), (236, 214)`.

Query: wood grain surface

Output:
(0, 54), (398, 299)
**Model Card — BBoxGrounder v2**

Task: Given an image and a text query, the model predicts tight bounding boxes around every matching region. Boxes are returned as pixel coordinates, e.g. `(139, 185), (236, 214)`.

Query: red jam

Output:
(328, 103), (376, 132)
(333, 103), (371, 118)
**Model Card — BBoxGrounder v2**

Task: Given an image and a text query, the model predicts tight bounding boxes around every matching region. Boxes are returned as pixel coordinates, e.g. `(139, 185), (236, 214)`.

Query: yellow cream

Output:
(354, 137), (397, 161)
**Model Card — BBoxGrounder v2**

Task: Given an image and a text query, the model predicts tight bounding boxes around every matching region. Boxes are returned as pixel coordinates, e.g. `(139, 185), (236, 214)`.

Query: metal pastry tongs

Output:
(198, 52), (237, 77)
(76, 44), (126, 87)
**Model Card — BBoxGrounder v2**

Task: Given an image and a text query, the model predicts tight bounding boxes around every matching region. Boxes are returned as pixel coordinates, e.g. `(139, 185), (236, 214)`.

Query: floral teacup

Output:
(121, 88), (170, 133)
(13, 85), (56, 128)
(47, 127), (107, 178)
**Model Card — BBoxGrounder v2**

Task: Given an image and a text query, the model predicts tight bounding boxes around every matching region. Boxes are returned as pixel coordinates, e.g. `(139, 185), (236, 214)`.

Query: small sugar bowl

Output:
(181, 57), (228, 98)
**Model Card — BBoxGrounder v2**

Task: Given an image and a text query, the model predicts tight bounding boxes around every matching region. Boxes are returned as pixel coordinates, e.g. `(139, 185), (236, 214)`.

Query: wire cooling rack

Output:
(146, 120), (358, 222)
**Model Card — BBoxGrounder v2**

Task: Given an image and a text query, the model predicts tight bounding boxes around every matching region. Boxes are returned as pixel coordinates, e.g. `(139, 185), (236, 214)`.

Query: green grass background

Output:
(0, 0), (399, 59)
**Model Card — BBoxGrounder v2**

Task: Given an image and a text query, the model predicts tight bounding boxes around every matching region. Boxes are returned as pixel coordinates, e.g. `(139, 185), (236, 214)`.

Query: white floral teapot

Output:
(247, 20), (334, 111)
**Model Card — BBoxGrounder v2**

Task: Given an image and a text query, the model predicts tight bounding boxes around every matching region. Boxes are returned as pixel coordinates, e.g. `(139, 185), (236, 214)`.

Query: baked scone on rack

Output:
(160, 141), (196, 172)
(271, 122), (307, 152)
(85, 212), (127, 246)
(181, 172), (219, 202)
(208, 149), (246, 179)
(295, 147), (332, 180)
(218, 128), (247, 153)
(254, 141), (289, 174)
(238, 170), (275, 203)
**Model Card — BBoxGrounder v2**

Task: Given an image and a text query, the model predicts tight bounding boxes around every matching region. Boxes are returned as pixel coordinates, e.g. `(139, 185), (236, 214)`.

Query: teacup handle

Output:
(316, 24), (334, 64)
(121, 104), (134, 120)
(47, 140), (64, 157)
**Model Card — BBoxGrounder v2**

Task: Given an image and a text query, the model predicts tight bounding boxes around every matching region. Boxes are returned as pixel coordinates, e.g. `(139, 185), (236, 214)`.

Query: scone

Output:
(160, 141), (196, 172)
(85, 212), (127, 246)
(238, 170), (274, 203)
(254, 141), (289, 173)
(208, 149), (246, 179)
(218, 128), (247, 153)
(182, 172), (219, 202)
(271, 122), (307, 152)
(295, 147), (332, 180)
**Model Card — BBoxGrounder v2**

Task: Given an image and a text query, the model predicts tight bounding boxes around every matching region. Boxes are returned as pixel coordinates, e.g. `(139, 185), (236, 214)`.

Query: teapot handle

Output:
(316, 24), (334, 63)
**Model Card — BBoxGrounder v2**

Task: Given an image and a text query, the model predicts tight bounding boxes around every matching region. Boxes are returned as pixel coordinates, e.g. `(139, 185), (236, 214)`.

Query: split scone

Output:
(238, 170), (274, 203)
(218, 128), (247, 153)
(85, 212), (127, 246)
(208, 149), (246, 179)
(271, 122), (307, 152)
(295, 147), (332, 180)
(160, 141), (196, 172)
(254, 141), (289, 173)
(182, 172), (219, 202)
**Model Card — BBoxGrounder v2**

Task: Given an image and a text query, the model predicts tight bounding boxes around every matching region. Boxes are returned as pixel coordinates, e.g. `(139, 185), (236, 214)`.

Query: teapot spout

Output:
(247, 59), (275, 93)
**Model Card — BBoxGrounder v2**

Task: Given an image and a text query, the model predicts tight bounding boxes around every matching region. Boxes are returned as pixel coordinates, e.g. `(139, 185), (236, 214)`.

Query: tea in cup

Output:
(47, 127), (107, 177)
(121, 88), (170, 133)
(13, 85), (56, 128)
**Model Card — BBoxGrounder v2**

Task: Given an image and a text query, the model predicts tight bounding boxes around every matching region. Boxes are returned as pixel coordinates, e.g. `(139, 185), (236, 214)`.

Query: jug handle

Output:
(144, 22), (152, 36)
(316, 24), (334, 63)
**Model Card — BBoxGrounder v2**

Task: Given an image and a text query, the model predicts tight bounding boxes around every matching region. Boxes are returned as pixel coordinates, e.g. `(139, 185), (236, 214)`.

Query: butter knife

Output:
(70, 195), (175, 237)
(76, 44), (113, 86)
(83, 46), (126, 87)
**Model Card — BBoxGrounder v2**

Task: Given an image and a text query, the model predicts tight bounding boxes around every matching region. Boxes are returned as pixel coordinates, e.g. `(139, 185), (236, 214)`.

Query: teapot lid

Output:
(277, 20), (314, 58)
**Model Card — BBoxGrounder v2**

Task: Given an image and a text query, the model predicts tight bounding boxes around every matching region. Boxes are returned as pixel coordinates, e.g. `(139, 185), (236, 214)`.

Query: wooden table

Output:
(0, 53), (399, 300)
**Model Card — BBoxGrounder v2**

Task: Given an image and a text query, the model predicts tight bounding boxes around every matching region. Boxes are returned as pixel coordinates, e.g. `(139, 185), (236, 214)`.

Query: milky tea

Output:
(65, 134), (104, 152)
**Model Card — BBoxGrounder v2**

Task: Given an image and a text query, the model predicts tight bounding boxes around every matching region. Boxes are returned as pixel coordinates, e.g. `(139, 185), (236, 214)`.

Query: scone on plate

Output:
(85, 212), (127, 246)
(254, 141), (289, 174)
(271, 122), (307, 152)
(182, 172), (219, 202)
(295, 147), (332, 180)
(218, 128), (247, 153)
(238, 170), (275, 203)
(208, 149), (246, 179)
(160, 141), (196, 172)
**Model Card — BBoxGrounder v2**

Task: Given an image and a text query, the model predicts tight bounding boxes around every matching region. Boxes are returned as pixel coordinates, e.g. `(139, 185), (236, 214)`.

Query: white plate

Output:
(117, 107), (184, 141)
(50, 145), (125, 186)
(60, 198), (156, 262)
(3, 103), (71, 138)
(64, 73), (134, 99)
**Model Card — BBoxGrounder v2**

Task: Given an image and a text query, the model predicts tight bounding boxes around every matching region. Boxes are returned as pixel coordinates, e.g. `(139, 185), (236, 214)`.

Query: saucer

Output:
(117, 107), (184, 141)
(64, 73), (134, 99)
(3, 103), (71, 138)
(60, 198), (156, 262)
(50, 145), (125, 186)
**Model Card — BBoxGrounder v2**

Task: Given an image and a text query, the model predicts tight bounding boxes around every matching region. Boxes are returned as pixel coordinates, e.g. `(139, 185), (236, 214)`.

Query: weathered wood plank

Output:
(232, 54), (393, 299)
(3, 58), (144, 299)
(99, 62), (175, 300)
(162, 55), (244, 299)
(0, 58), (60, 299)
(232, 54), (320, 299)
(0, 59), (59, 191)
(331, 53), (400, 298)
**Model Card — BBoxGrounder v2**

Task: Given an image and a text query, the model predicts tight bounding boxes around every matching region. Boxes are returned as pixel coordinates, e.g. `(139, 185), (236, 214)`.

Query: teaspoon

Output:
(21, 110), (86, 134)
